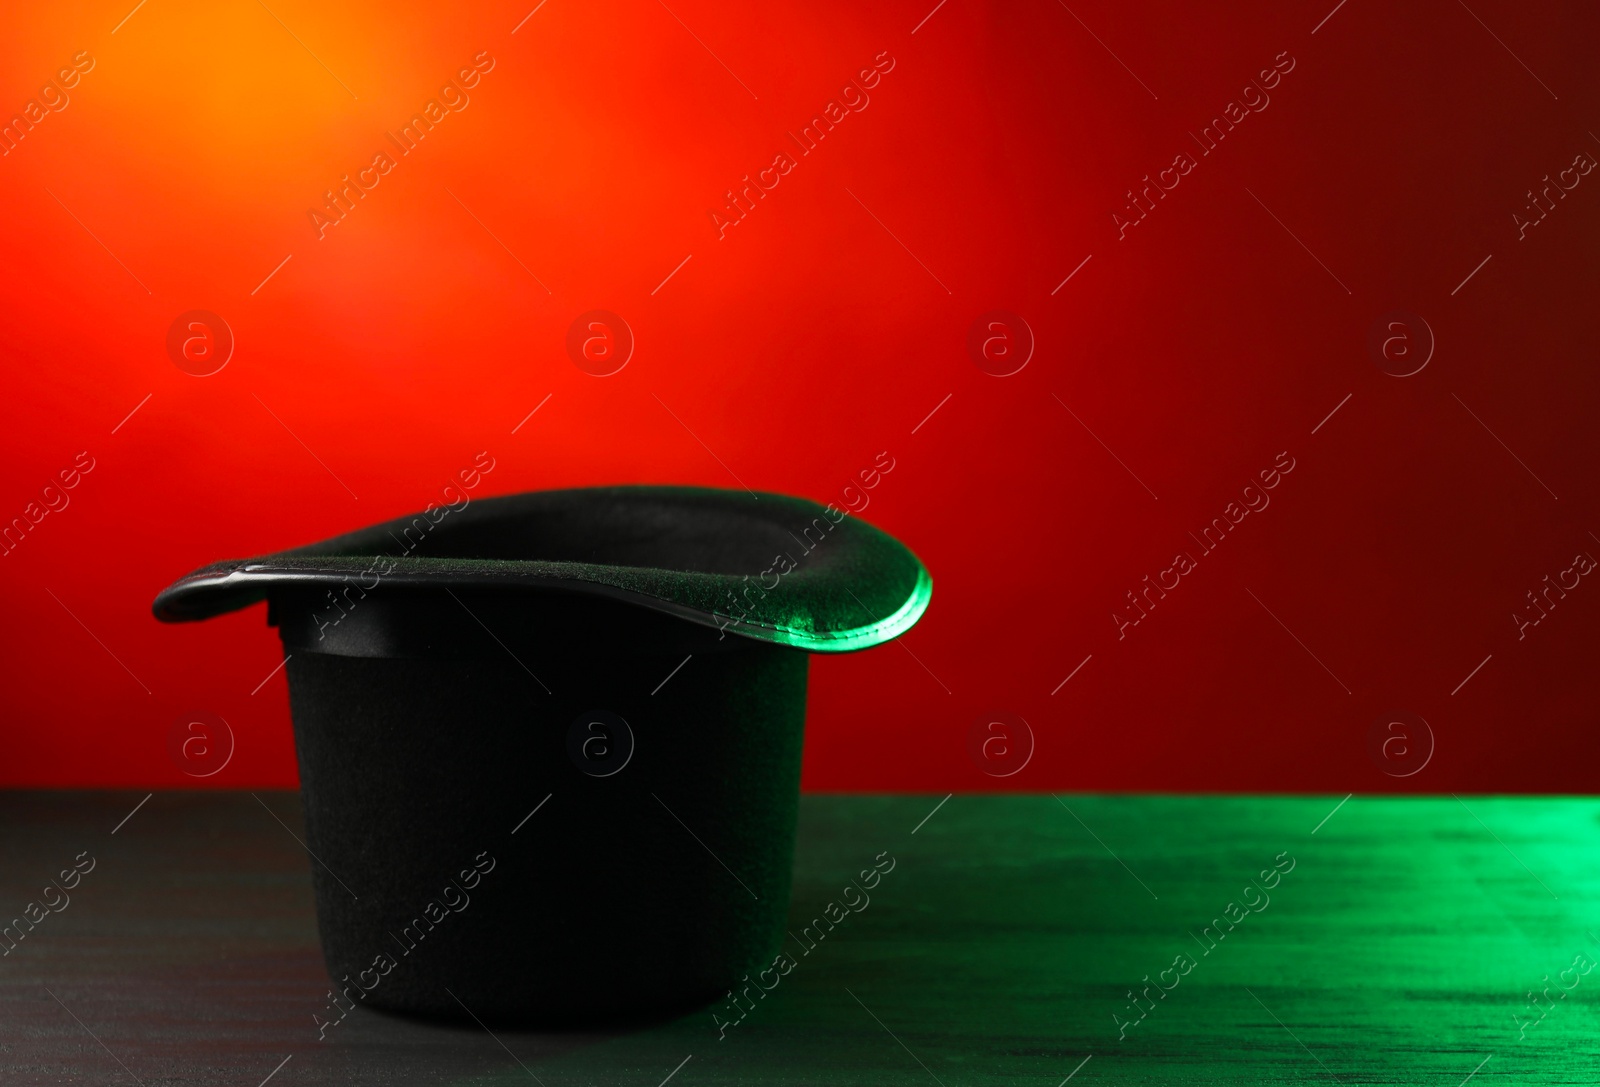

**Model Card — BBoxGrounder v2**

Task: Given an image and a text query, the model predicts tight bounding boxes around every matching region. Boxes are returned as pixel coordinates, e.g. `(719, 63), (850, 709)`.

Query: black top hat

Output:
(154, 485), (931, 651)
(154, 485), (930, 1025)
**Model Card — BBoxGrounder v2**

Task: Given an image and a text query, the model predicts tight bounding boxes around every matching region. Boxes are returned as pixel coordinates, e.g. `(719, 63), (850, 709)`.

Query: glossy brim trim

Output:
(153, 554), (932, 655)
(152, 486), (932, 655)
(720, 565), (934, 653)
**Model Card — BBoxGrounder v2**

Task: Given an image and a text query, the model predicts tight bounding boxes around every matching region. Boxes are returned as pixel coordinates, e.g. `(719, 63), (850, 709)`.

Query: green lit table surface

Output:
(2, 792), (1598, 1085)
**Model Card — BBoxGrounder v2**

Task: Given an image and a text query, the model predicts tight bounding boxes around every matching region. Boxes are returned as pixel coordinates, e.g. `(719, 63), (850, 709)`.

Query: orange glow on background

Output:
(2, 1), (1598, 791)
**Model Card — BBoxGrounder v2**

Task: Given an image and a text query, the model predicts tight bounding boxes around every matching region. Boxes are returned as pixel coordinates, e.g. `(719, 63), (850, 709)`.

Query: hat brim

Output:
(152, 485), (931, 653)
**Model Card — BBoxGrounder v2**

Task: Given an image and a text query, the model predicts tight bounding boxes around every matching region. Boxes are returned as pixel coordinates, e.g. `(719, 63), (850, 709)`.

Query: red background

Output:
(2, 0), (1597, 791)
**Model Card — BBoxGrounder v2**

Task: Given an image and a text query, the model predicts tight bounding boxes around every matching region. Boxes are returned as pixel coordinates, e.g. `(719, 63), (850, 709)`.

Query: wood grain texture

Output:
(1, 791), (1597, 1084)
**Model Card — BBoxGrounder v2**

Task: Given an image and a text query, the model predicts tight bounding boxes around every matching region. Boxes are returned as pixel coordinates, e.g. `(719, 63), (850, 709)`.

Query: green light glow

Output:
(430, 794), (1600, 1085)
(742, 564), (934, 653)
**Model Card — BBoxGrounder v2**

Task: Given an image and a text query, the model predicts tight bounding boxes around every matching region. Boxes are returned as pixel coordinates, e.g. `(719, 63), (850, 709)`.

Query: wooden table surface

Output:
(1, 791), (1597, 1085)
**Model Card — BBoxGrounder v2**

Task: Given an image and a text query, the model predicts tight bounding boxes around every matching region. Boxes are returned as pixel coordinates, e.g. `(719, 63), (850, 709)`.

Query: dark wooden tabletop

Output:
(2, 791), (1596, 1085)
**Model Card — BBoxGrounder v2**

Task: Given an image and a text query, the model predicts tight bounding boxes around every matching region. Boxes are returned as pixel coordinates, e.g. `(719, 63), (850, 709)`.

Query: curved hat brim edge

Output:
(152, 560), (932, 655)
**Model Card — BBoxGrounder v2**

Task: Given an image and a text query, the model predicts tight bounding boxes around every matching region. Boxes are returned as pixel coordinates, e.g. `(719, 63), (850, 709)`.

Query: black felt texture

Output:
(149, 484), (925, 1025)
(153, 486), (930, 652)
(287, 638), (807, 1023)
